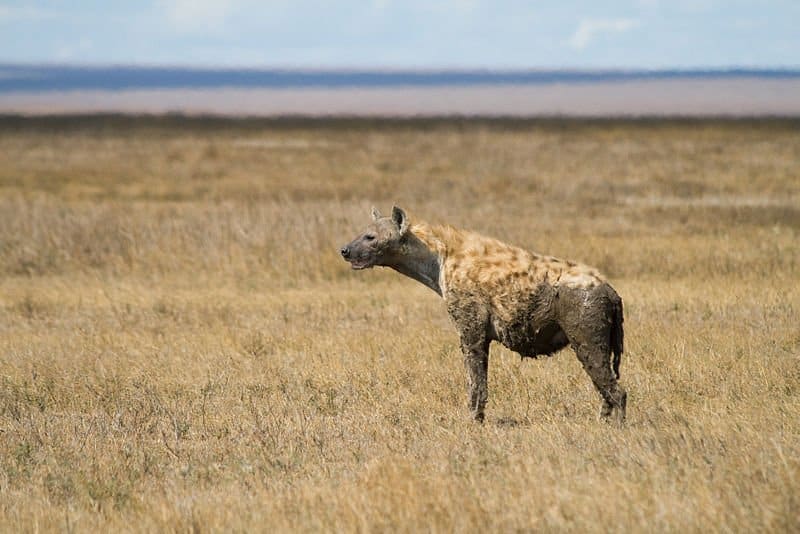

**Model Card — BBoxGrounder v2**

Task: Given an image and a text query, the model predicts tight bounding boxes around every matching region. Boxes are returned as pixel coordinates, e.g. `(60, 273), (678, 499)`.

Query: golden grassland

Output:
(0, 116), (798, 532)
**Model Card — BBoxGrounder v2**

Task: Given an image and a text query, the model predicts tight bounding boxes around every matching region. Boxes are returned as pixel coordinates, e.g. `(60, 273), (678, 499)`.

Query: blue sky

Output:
(1, 1), (798, 68)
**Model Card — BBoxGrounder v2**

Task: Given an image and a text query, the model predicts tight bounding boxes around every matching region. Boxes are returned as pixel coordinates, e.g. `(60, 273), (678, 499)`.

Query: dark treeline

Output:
(1, 113), (799, 134)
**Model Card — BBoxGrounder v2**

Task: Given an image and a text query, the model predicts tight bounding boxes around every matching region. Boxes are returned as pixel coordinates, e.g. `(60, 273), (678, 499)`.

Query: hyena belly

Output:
(491, 283), (569, 358)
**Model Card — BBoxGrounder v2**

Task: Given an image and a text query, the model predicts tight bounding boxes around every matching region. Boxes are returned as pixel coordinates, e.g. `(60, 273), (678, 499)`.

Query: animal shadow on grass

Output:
(493, 416), (531, 428)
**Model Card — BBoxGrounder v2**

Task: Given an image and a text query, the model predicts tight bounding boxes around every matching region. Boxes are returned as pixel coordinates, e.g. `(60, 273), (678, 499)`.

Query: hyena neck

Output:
(386, 232), (442, 296)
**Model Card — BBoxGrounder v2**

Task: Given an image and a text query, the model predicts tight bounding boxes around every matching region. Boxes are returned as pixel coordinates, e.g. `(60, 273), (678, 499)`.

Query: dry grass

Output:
(0, 116), (798, 532)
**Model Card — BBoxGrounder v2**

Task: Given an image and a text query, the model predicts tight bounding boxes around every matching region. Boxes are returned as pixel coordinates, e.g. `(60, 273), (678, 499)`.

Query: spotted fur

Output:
(341, 206), (626, 423)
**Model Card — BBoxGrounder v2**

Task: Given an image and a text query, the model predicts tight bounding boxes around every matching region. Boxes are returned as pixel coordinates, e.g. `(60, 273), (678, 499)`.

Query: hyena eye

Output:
(365, 234), (376, 241)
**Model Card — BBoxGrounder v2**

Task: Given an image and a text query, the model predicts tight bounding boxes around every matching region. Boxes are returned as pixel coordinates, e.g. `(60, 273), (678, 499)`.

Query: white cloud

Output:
(569, 18), (639, 49)
(0, 6), (57, 21)
(159, 0), (239, 33)
(55, 37), (93, 61)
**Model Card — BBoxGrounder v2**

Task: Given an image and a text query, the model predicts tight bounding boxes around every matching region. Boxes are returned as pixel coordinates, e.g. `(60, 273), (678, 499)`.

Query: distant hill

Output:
(3, 65), (799, 117)
(2, 65), (800, 93)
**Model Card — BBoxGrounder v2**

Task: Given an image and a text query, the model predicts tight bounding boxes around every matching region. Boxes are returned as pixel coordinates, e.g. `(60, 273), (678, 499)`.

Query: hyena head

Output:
(340, 206), (409, 270)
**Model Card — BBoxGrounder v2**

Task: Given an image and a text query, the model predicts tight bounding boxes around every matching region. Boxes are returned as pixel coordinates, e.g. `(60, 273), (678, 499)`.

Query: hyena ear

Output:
(371, 206), (382, 221)
(392, 206), (409, 235)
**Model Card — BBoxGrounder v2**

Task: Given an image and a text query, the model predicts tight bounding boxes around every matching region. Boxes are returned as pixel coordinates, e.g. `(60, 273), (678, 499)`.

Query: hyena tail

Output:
(610, 296), (624, 380)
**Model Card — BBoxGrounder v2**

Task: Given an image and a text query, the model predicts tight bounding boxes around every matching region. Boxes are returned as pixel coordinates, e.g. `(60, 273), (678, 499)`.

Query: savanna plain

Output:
(0, 116), (798, 532)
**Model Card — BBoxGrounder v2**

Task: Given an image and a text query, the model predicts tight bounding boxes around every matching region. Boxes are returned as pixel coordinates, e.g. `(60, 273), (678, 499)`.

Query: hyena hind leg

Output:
(576, 346), (627, 423)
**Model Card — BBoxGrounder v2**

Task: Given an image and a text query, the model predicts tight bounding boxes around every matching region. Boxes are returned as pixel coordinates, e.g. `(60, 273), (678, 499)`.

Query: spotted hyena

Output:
(341, 206), (626, 423)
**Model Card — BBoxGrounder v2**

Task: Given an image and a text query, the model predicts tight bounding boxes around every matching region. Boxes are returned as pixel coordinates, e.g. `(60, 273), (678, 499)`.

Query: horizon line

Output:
(3, 62), (800, 73)
(3, 64), (800, 94)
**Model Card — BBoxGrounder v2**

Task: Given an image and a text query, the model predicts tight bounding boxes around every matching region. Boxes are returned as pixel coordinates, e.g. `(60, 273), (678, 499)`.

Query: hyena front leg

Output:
(461, 337), (490, 423)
